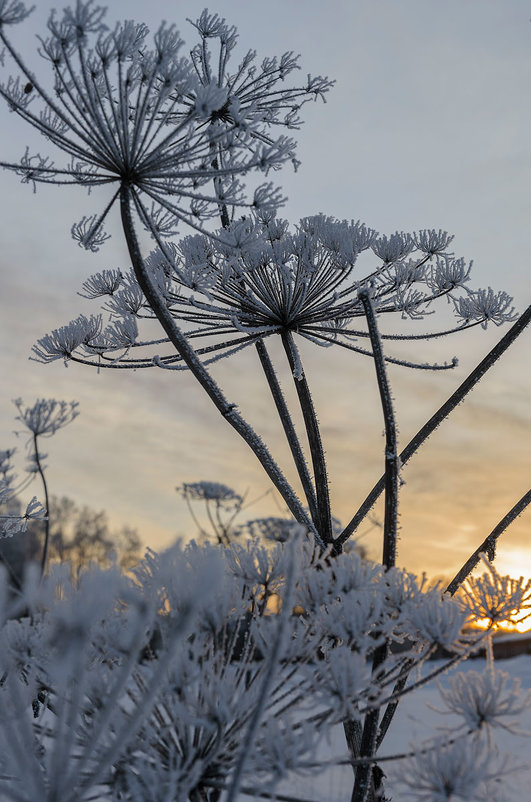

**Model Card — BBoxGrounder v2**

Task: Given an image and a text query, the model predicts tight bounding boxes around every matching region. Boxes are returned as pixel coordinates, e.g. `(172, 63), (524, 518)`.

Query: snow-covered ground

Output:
(274, 655), (531, 802)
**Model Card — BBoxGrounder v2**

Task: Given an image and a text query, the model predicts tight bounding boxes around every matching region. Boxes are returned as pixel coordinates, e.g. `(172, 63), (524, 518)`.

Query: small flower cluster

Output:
(178, 480), (243, 507)
(0, 444), (45, 538)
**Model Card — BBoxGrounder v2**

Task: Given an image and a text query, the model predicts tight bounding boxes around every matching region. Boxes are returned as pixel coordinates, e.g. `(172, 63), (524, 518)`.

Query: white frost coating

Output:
(42, 214), (514, 373)
(0, 4), (332, 243)
(0, 540), (525, 800)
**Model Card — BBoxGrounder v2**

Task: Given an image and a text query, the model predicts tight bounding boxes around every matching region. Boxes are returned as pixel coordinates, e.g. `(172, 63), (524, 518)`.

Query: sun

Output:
(471, 617), (531, 635)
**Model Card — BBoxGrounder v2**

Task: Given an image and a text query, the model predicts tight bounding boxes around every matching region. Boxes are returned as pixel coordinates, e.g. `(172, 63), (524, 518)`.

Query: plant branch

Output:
(255, 339), (319, 523)
(32, 433), (51, 576)
(446, 488), (531, 596)
(281, 331), (333, 545)
(347, 290), (400, 802)
(358, 289), (399, 569)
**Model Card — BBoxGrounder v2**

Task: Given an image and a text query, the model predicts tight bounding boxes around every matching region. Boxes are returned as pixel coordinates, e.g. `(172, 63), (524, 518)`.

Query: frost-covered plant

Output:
(177, 478), (351, 547)
(0, 539), (527, 802)
(0, 2), (331, 241)
(0, 541), (224, 802)
(436, 667), (531, 737)
(1, 3), (530, 801)
(460, 553), (531, 630)
(393, 739), (508, 802)
(1, 1), (524, 544)
(177, 480), (244, 545)
(1, 399), (78, 574)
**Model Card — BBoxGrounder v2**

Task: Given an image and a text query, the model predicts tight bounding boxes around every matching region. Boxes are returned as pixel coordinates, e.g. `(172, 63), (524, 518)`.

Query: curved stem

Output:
(335, 304), (531, 550)
(119, 184), (321, 546)
(281, 331), (333, 545)
(33, 433), (51, 576)
(255, 339), (319, 523)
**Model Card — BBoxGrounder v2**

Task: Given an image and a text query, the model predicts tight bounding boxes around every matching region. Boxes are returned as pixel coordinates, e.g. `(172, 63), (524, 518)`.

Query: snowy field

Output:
(273, 654), (531, 802)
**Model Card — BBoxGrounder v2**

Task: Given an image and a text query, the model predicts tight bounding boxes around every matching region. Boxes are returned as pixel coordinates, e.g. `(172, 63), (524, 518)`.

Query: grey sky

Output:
(1, 0), (529, 579)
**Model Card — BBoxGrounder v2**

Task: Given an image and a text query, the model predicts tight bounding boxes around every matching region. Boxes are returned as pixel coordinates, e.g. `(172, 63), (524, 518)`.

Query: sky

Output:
(0, 0), (530, 583)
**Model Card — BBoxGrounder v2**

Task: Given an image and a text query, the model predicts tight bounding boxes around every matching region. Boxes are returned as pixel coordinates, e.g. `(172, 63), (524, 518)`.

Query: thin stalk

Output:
(32, 433), (50, 576)
(281, 331), (333, 545)
(255, 339), (319, 522)
(119, 185), (322, 546)
(335, 304), (531, 550)
(358, 289), (399, 570)
(375, 671), (409, 750)
(446, 488), (531, 596)
(211, 151), (231, 228)
(350, 289), (399, 802)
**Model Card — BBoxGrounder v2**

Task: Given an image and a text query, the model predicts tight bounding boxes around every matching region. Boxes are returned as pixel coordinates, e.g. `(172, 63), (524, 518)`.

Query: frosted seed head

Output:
(0, 0), (34, 26)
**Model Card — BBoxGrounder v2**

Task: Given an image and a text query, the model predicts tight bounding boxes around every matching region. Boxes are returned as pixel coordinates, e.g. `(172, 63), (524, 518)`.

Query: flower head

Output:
(13, 397), (79, 437)
(0, 3), (333, 243)
(34, 211), (515, 375)
(394, 739), (505, 802)
(460, 555), (531, 629)
(1, 496), (46, 537)
(437, 668), (531, 735)
(0, 0), (33, 27)
(178, 480), (243, 509)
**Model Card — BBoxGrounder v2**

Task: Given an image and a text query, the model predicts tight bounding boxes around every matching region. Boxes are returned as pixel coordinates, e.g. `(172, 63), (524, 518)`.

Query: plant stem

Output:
(358, 289), (398, 569)
(281, 331), (333, 545)
(255, 339), (319, 523)
(445, 488), (531, 595)
(350, 290), (399, 802)
(33, 433), (50, 576)
(119, 185), (322, 546)
(335, 304), (531, 550)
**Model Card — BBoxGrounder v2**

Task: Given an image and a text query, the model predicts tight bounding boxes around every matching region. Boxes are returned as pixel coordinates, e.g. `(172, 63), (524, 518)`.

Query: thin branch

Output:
(281, 332), (333, 544)
(255, 339), (319, 522)
(446, 488), (531, 596)
(358, 289), (399, 570)
(32, 433), (51, 576)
